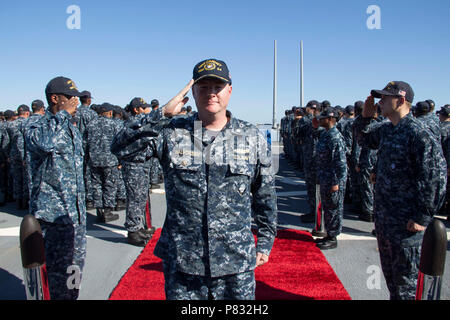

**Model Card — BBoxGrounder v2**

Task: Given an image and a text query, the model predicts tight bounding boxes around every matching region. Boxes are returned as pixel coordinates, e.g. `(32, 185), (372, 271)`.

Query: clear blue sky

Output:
(0, 0), (449, 124)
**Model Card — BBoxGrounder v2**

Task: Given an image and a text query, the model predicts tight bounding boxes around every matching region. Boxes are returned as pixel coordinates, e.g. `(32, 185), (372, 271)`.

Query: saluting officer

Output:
(25, 77), (87, 300)
(112, 59), (277, 300)
(354, 81), (447, 300)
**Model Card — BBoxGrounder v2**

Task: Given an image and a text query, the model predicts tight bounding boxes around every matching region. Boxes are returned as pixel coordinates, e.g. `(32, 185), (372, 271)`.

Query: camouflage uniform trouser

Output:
(439, 182), (450, 216)
(375, 220), (421, 300)
(320, 180), (346, 238)
(84, 157), (93, 202)
(11, 160), (25, 200)
(304, 165), (317, 215)
(295, 144), (303, 170)
(0, 161), (7, 202)
(116, 165), (126, 201)
(349, 162), (361, 208)
(6, 162), (13, 200)
(91, 166), (118, 209)
(149, 157), (161, 185)
(122, 162), (151, 232)
(162, 260), (255, 300)
(39, 220), (87, 300)
(358, 168), (374, 214)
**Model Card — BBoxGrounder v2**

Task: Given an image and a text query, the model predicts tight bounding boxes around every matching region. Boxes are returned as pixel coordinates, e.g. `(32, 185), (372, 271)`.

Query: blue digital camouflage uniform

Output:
(284, 114), (295, 161)
(280, 115), (288, 150)
(357, 117), (384, 216)
(348, 118), (362, 209)
(291, 117), (303, 169)
(416, 113), (442, 143)
(112, 114), (152, 232)
(22, 113), (44, 201)
(25, 109), (86, 300)
(6, 117), (27, 201)
(315, 126), (347, 237)
(76, 105), (98, 204)
(85, 115), (120, 209)
(112, 117), (127, 202)
(297, 114), (324, 215)
(439, 121), (450, 216)
(354, 113), (447, 300)
(336, 117), (354, 202)
(111, 109), (277, 300)
(0, 122), (9, 203)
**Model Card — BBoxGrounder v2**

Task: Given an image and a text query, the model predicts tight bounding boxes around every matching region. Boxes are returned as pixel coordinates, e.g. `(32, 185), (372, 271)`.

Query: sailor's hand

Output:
(362, 95), (376, 118)
(407, 219), (426, 233)
(162, 80), (194, 117)
(63, 97), (79, 117)
(256, 252), (269, 267)
(330, 185), (339, 193)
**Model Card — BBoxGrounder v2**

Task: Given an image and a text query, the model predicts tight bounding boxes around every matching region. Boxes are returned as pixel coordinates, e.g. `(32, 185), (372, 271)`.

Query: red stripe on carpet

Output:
(109, 229), (351, 300)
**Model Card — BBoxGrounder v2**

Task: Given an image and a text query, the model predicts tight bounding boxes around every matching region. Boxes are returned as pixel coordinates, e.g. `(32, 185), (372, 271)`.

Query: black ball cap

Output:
(129, 97), (146, 110)
(438, 105), (450, 117)
(415, 101), (431, 113)
(150, 99), (159, 107)
(193, 59), (232, 84)
(100, 103), (114, 113)
(318, 107), (339, 119)
(306, 100), (320, 109)
(4, 110), (16, 118)
(31, 100), (45, 108)
(345, 105), (355, 114)
(80, 90), (92, 99)
(17, 104), (30, 113)
(45, 76), (83, 97)
(321, 100), (331, 109)
(371, 81), (414, 103)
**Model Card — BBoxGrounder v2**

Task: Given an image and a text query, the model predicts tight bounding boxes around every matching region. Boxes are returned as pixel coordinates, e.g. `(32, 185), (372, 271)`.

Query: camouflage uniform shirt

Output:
(354, 113), (447, 241)
(25, 109), (86, 225)
(112, 109), (277, 278)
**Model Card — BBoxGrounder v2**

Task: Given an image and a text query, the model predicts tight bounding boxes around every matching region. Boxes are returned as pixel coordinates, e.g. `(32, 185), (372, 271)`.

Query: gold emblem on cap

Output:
(67, 80), (78, 90)
(198, 60), (223, 73)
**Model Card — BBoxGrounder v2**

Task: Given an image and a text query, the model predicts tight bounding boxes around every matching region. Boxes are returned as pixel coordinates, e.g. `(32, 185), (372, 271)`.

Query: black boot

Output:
(86, 200), (95, 210)
(114, 200), (126, 211)
(138, 227), (155, 239)
(300, 213), (316, 223)
(316, 236), (337, 250)
(96, 208), (105, 222)
(103, 208), (119, 223)
(22, 198), (29, 210)
(16, 199), (24, 210)
(314, 237), (327, 244)
(128, 231), (149, 247)
(359, 212), (374, 222)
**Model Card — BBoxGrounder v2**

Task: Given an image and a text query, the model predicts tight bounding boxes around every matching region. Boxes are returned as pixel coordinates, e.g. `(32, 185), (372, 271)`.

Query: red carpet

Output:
(109, 229), (351, 300)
